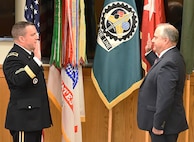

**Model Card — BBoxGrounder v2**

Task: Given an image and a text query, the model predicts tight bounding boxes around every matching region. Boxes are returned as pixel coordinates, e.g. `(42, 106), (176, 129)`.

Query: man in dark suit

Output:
(137, 23), (188, 142)
(3, 21), (52, 142)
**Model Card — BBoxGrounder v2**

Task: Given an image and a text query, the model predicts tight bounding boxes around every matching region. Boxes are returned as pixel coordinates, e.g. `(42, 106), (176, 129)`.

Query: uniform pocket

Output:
(17, 98), (41, 110)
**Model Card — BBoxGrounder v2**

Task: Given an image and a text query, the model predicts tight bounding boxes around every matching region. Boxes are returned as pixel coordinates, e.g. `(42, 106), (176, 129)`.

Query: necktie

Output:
(154, 58), (158, 64)
(31, 52), (34, 57)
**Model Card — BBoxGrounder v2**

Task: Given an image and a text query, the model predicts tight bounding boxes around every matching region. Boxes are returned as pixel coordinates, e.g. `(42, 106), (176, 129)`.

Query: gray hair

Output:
(158, 23), (179, 44)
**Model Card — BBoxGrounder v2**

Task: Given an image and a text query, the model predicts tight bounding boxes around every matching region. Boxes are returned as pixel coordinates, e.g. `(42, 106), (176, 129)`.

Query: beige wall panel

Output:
(0, 66), (193, 142)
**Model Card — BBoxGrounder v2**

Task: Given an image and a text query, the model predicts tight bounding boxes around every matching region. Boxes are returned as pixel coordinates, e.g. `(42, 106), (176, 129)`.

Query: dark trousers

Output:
(149, 131), (178, 142)
(10, 130), (42, 142)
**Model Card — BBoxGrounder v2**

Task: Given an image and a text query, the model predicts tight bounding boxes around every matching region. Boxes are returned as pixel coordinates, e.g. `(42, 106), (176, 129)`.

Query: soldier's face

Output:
(23, 25), (39, 52)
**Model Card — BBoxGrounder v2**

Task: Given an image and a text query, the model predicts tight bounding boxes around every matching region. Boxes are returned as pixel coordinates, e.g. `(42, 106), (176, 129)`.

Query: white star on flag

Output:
(24, 0), (40, 34)
(144, 0), (156, 21)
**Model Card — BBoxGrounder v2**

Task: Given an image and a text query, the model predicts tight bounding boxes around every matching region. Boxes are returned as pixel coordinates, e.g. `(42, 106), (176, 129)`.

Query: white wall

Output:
(0, 41), (13, 64)
(0, 0), (25, 64)
(15, 0), (26, 22)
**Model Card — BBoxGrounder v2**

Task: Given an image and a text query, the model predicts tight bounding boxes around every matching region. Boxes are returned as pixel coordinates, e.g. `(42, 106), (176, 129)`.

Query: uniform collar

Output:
(15, 43), (33, 55)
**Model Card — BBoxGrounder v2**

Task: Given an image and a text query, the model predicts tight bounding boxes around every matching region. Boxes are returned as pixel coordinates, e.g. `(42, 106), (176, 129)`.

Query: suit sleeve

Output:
(146, 51), (158, 66)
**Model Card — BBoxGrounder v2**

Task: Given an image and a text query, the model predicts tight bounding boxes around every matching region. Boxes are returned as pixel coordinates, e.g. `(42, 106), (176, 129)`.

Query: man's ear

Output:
(164, 37), (170, 44)
(18, 36), (25, 43)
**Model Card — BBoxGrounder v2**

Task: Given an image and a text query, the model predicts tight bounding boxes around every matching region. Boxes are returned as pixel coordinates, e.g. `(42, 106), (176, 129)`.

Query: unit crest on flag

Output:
(98, 2), (138, 52)
(65, 64), (79, 89)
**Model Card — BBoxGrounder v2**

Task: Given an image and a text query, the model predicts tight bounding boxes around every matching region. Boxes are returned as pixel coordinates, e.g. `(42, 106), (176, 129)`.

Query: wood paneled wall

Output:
(0, 65), (194, 142)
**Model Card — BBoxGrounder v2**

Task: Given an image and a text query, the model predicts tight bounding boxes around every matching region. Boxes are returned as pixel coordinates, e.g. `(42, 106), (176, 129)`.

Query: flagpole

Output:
(185, 74), (190, 142)
(145, 131), (149, 142)
(108, 109), (112, 142)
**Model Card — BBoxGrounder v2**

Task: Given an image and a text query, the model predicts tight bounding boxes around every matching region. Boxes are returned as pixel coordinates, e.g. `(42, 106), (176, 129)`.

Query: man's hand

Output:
(152, 127), (164, 135)
(33, 40), (41, 60)
(145, 33), (152, 52)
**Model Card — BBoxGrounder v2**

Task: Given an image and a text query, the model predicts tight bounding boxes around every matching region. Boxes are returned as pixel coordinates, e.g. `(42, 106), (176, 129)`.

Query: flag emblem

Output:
(98, 2), (138, 52)
(92, 0), (142, 109)
(65, 64), (79, 89)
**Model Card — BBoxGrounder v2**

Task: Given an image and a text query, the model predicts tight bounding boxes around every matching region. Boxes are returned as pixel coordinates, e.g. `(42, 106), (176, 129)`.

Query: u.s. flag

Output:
(24, 0), (40, 34)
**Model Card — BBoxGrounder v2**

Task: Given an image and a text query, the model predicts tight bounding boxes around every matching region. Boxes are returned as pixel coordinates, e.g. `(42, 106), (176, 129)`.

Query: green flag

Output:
(180, 0), (194, 74)
(50, 0), (62, 68)
(91, 0), (143, 109)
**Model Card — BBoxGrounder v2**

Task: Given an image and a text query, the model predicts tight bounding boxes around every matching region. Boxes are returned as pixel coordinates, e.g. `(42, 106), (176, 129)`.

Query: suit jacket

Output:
(137, 47), (188, 134)
(3, 44), (52, 131)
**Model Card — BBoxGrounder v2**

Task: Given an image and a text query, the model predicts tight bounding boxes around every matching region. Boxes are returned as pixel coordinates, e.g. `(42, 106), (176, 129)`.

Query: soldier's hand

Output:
(33, 40), (41, 60)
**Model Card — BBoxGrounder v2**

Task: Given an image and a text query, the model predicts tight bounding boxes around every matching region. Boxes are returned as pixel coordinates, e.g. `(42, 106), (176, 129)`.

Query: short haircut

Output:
(11, 21), (34, 39)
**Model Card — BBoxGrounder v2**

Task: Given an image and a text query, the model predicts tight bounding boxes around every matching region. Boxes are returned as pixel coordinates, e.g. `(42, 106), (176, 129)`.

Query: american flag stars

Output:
(25, 0), (40, 34)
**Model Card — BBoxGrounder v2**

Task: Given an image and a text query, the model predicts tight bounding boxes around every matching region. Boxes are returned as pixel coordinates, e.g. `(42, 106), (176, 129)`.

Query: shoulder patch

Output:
(7, 52), (19, 58)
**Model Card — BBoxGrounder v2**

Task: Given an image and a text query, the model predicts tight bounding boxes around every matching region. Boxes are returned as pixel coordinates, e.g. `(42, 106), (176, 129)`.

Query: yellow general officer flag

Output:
(91, 0), (143, 109)
(78, 0), (86, 63)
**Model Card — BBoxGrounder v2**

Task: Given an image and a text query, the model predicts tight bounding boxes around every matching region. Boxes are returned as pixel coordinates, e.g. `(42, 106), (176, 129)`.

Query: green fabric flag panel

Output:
(92, 0), (143, 109)
(50, 0), (62, 68)
(180, 0), (194, 74)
